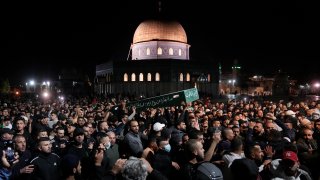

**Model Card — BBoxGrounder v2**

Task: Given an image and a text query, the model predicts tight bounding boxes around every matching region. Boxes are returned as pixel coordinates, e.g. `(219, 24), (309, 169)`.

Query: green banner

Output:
(184, 88), (199, 103)
(126, 88), (199, 110)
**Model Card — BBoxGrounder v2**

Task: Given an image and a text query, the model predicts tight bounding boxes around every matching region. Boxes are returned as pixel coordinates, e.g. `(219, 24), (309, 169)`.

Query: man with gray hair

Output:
(94, 152), (167, 180)
(122, 156), (148, 180)
(106, 131), (120, 170)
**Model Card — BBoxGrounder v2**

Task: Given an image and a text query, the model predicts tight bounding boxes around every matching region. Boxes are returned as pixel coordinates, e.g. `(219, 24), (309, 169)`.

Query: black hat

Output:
(35, 114), (46, 121)
(230, 158), (258, 179)
(161, 128), (172, 139)
(58, 114), (67, 121)
(242, 109), (248, 113)
(73, 128), (84, 137)
(0, 128), (14, 135)
(3, 117), (11, 121)
(61, 154), (80, 174)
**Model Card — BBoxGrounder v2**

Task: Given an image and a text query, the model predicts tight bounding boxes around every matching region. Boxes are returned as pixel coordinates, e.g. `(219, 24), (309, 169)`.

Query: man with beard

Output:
(246, 120), (267, 149)
(181, 139), (205, 180)
(269, 151), (312, 180)
(246, 144), (273, 179)
(181, 139), (222, 180)
(11, 135), (34, 180)
(296, 128), (318, 179)
(67, 128), (90, 180)
(29, 137), (61, 180)
(123, 120), (147, 157)
(61, 154), (82, 180)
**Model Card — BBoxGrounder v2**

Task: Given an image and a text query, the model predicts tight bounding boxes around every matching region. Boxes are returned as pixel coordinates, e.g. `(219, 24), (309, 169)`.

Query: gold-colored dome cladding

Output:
(133, 20), (187, 44)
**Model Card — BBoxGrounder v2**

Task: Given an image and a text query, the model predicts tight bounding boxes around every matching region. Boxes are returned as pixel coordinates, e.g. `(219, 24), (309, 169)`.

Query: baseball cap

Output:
(285, 110), (296, 116)
(312, 112), (320, 120)
(73, 128), (85, 137)
(153, 122), (165, 132)
(283, 151), (298, 162)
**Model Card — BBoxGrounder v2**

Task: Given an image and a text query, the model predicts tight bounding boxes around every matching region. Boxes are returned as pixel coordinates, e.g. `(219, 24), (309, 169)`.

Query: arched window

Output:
(169, 48), (173, 55)
(138, 49), (141, 56)
(131, 73), (136, 81)
(178, 49), (182, 56)
(123, 73), (128, 82)
(139, 73), (144, 81)
(157, 47), (162, 55)
(208, 74), (211, 82)
(155, 73), (160, 81)
(179, 73), (184, 81)
(147, 73), (152, 81)
(186, 73), (190, 82)
(147, 48), (150, 55)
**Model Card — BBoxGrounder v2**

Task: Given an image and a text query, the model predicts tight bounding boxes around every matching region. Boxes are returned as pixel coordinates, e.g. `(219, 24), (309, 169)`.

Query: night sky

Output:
(1, 1), (319, 85)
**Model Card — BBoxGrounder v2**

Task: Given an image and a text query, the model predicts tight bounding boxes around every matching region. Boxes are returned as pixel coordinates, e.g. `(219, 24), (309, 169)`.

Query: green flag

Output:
(126, 88), (199, 111)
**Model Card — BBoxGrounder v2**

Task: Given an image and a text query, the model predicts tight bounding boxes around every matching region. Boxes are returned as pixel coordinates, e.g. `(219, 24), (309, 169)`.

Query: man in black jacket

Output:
(10, 135), (33, 180)
(29, 137), (61, 180)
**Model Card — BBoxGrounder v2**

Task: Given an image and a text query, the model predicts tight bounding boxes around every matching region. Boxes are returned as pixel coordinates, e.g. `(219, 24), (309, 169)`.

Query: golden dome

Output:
(133, 20), (187, 44)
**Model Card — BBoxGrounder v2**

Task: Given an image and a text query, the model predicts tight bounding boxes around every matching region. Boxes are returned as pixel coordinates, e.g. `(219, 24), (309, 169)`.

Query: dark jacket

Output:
(11, 150), (32, 180)
(29, 152), (61, 180)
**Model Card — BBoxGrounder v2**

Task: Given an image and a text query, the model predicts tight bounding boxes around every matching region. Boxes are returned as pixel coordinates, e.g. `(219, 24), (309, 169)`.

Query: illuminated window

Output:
(147, 73), (152, 81)
(169, 48), (173, 55)
(155, 73), (160, 81)
(179, 73), (184, 81)
(131, 73), (136, 81)
(147, 48), (150, 55)
(123, 73), (128, 82)
(208, 74), (211, 82)
(179, 49), (182, 56)
(157, 47), (162, 55)
(186, 73), (190, 81)
(138, 49), (141, 56)
(139, 73), (144, 81)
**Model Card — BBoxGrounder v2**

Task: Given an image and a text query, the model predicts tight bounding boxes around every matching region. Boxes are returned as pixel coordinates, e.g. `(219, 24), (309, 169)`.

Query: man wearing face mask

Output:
(106, 131), (119, 170)
(92, 133), (112, 173)
(152, 137), (180, 179)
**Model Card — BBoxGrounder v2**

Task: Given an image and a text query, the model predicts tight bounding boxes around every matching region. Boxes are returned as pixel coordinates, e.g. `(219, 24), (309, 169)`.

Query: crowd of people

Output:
(0, 95), (320, 180)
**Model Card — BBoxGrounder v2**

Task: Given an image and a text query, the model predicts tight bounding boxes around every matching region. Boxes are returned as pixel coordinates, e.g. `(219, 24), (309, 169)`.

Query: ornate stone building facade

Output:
(95, 19), (218, 97)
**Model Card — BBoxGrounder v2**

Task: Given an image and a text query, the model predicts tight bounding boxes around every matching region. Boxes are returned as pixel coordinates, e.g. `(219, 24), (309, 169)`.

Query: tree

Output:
(0, 79), (10, 94)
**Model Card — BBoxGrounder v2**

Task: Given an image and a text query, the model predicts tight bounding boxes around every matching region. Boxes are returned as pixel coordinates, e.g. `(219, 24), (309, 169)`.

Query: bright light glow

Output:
(314, 83), (320, 88)
(15, 91), (19, 95)
(47, 81), (50, 86)
(42, 92), (49, 98)
(29, 80), (35, 86)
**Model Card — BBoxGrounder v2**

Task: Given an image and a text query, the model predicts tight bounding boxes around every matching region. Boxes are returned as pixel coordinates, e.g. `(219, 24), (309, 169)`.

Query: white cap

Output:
(153, 122), (165, 131)
(285, 110), (296, 116)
